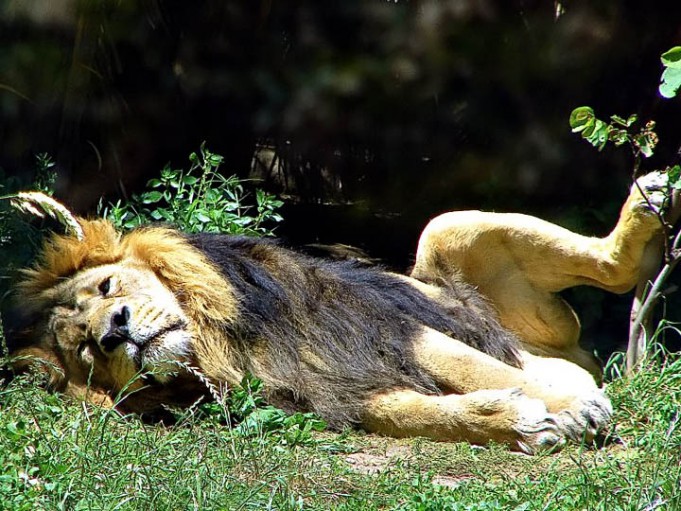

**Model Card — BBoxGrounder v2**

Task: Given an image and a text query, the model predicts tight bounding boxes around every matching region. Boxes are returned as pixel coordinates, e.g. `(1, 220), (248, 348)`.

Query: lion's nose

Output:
(112, 305), (130, 328)
(101, 305), (131, 352)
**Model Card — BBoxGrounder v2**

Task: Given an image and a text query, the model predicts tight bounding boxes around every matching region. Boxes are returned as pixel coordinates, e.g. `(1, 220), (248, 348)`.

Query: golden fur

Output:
(15, 221), (243, 411)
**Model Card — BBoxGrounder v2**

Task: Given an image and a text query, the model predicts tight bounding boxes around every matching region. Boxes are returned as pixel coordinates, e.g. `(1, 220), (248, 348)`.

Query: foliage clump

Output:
(0, 153), (59, 289)
(197, 373), (328, 448)
(101, 143), (283, 236)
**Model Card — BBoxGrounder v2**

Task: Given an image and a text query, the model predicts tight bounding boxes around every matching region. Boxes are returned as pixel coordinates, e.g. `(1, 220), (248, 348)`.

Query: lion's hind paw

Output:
(632, 170), (670, 216)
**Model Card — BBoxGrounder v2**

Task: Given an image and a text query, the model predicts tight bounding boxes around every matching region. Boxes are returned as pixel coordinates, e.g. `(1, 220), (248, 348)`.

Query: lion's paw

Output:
(555, 389), (613, 443)
(501, 389), (567, 454)
(630, 171), (670, 217)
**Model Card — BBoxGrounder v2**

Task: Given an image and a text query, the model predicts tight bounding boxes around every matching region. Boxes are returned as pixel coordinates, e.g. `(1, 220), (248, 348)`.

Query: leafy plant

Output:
(100, 143), (284, 236)
(32, 152), (57, 195)
(0, 153), (55, 242)
(199, 374), (327, 447)
(569, 47), (681, 372)
(569, 107), (659, 159)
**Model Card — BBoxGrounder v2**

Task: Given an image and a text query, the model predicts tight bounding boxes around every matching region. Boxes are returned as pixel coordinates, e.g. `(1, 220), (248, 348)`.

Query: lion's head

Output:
(9, 219), (239, 415)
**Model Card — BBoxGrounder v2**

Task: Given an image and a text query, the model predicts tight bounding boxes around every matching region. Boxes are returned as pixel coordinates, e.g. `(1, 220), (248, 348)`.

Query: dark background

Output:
(2, 0), (681, 355)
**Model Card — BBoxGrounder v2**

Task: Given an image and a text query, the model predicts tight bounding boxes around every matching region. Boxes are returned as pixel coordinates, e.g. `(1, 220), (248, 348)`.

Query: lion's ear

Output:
(9, 346), (67, 391)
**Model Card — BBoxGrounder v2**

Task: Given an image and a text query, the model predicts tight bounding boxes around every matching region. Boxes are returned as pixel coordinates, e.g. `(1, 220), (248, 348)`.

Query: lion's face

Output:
(31, 260), (203, 410)
(11, 220), (239, 415)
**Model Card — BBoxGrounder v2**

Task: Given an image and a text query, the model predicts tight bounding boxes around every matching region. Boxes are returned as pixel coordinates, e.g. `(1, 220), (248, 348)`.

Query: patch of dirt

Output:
(338, 430), (644, 495)
(341, 437), (484, 488)
(431, 474), (475, 488)
(345, 445), (411, 475)
(339, 433), (586, 485)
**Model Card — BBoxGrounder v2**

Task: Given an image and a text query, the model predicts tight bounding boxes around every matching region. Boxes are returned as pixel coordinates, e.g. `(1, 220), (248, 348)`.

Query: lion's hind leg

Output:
(412, 172), (668, 357)
(361, 387), (565, 454)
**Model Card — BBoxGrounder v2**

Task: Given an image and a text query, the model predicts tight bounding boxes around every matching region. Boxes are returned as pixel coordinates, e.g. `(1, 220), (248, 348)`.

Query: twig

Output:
(627, 241), (681, 372)
(626, 186), (681, 373)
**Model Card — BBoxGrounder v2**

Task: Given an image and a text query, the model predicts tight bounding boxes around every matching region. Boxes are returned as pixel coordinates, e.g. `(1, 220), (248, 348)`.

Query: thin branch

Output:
(627, 245), (681, 372)
(626, 187), (681, 373)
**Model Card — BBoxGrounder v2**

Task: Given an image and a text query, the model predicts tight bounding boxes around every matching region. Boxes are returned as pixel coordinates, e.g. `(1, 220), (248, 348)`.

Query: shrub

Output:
(100, 143), (284, 236)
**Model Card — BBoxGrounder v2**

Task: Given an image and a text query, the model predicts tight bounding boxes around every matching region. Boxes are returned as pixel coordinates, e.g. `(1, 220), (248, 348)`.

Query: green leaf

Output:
(668, 164), (681, 190)
(659, 66), (681, 99)
(610, 114), (627, 126)
(569, 106), (613, 151)
(141, 191), (163, 204)
(608, 128), (629, 146)
(581, 118), (610, 151)
(204, 189), (220, 202)
(160, 167), (174, 180)
(634, 133), (655, 158)
(610, 113), (638, 128)
(595, 122), (610, 149)
(207, 154), (224, 166)
(639, 144), (654, 158)
(569, 106), (595, 132)
(661, 46), (681, 69)
(196, 212), (211, 223)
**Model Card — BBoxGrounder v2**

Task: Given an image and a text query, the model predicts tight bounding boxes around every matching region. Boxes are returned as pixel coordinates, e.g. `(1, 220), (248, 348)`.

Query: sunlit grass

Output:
(1, 335), (680, 510)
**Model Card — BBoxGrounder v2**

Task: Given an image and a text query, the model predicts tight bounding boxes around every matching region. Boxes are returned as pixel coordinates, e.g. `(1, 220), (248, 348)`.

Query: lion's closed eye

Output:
(98, 277), (111, 296)
(98, 277), (114, 296)
(97, 277), (120, 298)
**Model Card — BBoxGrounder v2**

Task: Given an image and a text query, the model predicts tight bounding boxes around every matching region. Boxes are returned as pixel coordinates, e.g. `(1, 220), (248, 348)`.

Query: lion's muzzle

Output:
(88, 297), (193, 382)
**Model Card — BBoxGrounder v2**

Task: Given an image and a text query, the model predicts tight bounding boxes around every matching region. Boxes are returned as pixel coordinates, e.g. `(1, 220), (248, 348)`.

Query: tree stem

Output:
(626, 188), (681, 373)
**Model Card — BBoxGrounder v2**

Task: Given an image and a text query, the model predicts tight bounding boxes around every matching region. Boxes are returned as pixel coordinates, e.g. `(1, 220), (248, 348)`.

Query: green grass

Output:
(1, 342), (680, 511)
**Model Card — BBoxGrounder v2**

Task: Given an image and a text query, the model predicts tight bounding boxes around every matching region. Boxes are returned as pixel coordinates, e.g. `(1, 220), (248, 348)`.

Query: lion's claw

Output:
(554, 389), (613, 444)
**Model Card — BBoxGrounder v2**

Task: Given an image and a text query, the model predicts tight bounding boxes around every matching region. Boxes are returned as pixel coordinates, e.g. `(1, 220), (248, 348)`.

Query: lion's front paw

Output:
(458, 388), (566, 454)
(502, 389), (567, 454)
(555, 389), (613, 443)
(631, 171), (670, 217)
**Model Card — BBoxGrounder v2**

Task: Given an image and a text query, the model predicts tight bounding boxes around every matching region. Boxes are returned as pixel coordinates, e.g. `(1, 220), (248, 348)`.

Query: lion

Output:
(5, 172), (669, 454)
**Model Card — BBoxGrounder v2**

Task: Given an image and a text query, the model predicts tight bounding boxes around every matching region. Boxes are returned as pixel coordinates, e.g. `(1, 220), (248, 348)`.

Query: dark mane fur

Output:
(188, 233), (521, 428)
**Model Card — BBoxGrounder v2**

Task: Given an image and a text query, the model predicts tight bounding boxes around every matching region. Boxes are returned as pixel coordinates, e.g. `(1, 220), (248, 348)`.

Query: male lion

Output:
(6, 172), (668, 453)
